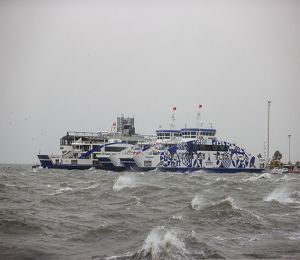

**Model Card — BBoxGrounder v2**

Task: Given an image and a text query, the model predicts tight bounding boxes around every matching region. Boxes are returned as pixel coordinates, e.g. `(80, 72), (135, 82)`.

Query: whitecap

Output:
(49, 187), (73, 195)
(191, 195), (205, 211)
(113, 175), (136, 191)
(245, 172), (271, 182)
(4, 183), (16, 187)
(211, 197), (239, 210)
(288, 232), (300, 240)
(141, 226), (188, 259)
(82, 183), (99, 190)
(263, 185), (299, 205)
(171, 215), (183, 221)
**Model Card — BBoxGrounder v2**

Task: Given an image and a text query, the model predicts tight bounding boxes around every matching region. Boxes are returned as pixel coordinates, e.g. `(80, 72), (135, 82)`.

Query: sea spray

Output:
(113, 175), (136, 191)
(191, 195), (205, 211)
(264, 185), (299, 205)
(141, 226), (188, 259)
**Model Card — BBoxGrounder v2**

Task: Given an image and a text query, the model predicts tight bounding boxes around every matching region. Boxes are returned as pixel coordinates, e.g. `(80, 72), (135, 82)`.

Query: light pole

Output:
(267, 101), (271, 167)
(288, 134), (291, 164)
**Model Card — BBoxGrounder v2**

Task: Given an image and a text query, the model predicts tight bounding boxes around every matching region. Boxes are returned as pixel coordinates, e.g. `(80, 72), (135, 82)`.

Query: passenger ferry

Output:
(37, 116), (152, 170)
(130, 128), (265, 173)
(132, 106), (265, 173)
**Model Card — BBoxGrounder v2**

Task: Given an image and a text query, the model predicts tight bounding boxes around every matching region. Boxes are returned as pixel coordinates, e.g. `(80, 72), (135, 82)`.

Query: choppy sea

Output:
(1, 164), (300, 260)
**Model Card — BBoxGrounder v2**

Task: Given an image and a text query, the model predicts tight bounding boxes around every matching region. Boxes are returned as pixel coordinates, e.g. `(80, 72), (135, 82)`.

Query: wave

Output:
(40, 196), (67, 206)
(209, 197), (239, 211)
(245, 172), (272, 182)
(113, 175), (137, 191)
(191, 196), (239, 211)
(190, 196), (243, 219)
(191, 195), (205, 211)
(171, 215), (183, 221)
(139, 226), (188, 259)
(103, 227), (188, 260)
(76, 225), (115, 242)
(0, 219), (43, 235)
(82, 183), (99, 190)
(288, 232), (300, 240)
(49, 187), (73, 195)
(264, 185), (300, 205)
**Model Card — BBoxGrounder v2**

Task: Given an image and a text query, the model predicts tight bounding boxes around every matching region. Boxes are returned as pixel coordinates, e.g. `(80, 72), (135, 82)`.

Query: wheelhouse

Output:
(156, 130), (181, 140)
(180, 128), (216, 139)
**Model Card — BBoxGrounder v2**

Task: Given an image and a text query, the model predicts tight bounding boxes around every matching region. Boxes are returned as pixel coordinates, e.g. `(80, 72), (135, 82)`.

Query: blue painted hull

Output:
(95, 164), (125, 172)
(38, 155), (93, 170)
(158, 167), (264, 173)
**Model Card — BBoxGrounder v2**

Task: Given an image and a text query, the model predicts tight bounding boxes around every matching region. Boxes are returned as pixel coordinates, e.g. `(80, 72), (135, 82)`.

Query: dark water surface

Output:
(1, 164), (300, 259)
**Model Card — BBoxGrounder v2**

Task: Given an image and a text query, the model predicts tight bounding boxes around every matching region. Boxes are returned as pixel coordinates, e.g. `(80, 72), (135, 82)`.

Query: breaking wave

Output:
(139, 226), (188, 259)
(264, 185), (300, 205)
(113, 175), (136, 191)
(191, 195), (205, 211)
(245, 172), (272, 182)
(49, 187), (73, 195)
(191, 196), (239, 213)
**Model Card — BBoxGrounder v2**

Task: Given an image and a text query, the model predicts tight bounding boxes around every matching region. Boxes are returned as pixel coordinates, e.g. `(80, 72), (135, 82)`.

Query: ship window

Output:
(83, 145), (90, 151)
(144, 160), (152, 167)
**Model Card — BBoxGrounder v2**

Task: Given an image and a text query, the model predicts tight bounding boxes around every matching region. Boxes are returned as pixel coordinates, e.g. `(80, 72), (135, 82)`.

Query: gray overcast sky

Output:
(0, 0), (299, 164)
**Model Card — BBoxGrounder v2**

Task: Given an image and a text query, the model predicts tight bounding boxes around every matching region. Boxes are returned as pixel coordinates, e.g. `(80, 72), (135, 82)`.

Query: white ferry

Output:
(37, 116), (152, 170)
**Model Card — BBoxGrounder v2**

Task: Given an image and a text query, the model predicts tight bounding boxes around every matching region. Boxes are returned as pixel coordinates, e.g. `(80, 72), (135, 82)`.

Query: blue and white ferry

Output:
(131, 127), (265, 173)
(37, 116), (152, 170)
(158, 128), (265, 173)
(132, 105), (265, 173)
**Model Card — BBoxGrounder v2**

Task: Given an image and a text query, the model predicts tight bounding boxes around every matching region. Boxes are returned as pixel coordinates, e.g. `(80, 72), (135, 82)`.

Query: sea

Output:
(1, 165), (300, 260)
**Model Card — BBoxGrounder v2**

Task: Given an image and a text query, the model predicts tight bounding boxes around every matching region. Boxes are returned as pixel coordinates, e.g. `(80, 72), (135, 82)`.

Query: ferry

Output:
(131, 106), (265, 173)
(95, 141), (153, 171)
(159, 128), (265, 172)
(37, 116), (153, 170)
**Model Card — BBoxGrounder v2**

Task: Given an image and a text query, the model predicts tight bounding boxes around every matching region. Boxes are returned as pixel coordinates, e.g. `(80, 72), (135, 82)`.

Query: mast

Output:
(267, 100), (271, 167)
(170, 106), (176, 130)
(196, 104), (203, 128)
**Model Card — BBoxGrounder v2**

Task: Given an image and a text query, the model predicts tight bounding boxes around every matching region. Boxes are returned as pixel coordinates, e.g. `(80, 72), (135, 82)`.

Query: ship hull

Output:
(158, 166), (264, 173)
